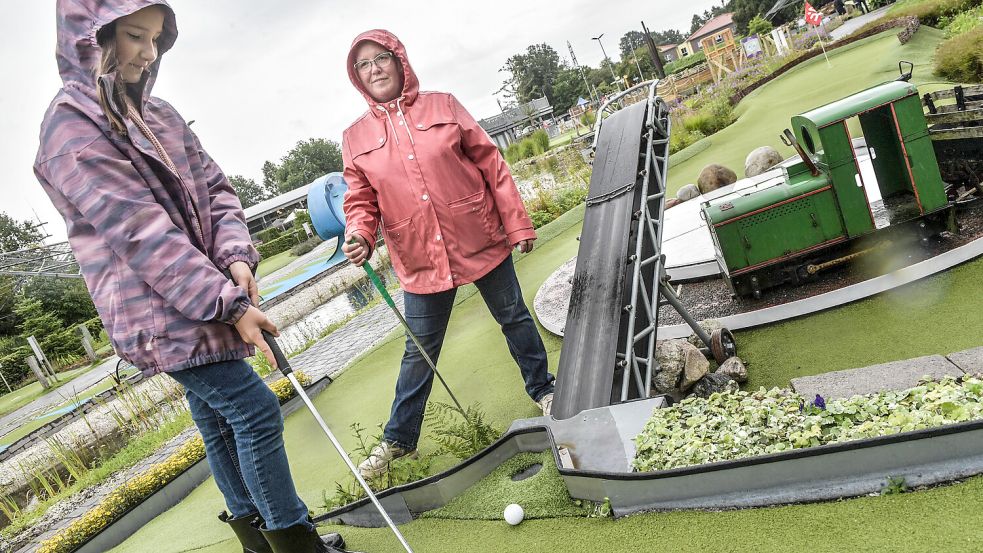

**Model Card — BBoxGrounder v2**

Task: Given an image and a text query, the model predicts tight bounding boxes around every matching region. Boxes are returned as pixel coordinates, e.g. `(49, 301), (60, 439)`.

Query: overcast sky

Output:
(1, 0), (723, 242)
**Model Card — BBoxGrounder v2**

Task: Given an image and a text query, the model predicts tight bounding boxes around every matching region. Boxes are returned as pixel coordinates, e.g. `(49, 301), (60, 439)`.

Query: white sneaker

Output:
(357, 442), (417, 479)
(537, 393), (554, 416)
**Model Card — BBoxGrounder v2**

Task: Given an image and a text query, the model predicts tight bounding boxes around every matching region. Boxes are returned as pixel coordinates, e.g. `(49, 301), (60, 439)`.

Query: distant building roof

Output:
(243, 183), (313, 221)
(687, 13), (735, 42)
(478, 97), (553, 135)
(658, 43), (678, 51)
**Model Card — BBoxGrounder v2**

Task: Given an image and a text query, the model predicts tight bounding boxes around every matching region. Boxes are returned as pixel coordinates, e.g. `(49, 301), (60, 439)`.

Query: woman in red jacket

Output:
(341, 30), (555, 478)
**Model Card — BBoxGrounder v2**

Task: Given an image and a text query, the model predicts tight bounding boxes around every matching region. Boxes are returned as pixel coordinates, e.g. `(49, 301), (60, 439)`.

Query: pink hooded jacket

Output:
(34, 0), (259, 375)
(342, 30), (536, 294)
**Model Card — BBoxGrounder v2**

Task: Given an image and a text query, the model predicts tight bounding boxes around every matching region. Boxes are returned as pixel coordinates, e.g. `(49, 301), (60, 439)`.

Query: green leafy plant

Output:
(882, 475), (908, 495)
(934, 25), (983, 83)
(425, 401), (500, 461)
(633, 376), (983, 472)
(748, 14), (774, 36)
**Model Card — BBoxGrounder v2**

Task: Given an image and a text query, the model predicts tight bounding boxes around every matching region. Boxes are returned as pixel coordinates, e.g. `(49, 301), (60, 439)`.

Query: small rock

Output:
(652, 339), (688, 394)
(697, 164), (737, 195)
(680, 345), (711, 391)
(744, 146), (784, 178)
(716, 356), (748, 383)
(689, 372), (739, 399)
(686, 319), (724, 349)
(665, 197), (682, 210)
(676, 184), (701, 202)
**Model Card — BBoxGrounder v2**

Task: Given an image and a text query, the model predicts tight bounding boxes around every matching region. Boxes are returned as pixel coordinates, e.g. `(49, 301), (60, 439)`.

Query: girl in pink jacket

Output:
(340, 30), (555, 478)
(35, 1), (352, 551)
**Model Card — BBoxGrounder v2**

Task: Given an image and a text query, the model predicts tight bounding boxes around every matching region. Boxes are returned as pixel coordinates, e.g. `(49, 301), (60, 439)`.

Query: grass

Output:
(254, 249), (297, 279)
(422, 450), (586, 520)
(1, 411), (193, 540)
(0, 367), (94, 419)
(0, 365), (139, 447)
(107, 27), (983, 553)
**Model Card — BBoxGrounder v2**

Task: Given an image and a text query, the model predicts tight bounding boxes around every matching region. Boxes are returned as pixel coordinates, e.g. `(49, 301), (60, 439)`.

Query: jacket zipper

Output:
(127, 110), (206, 246)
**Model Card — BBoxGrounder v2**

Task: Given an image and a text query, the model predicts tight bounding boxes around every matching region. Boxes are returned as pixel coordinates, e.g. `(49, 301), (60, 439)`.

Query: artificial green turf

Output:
(422, 450), (586, 520)
(254, 249), (297, 279)
(328, 474), (983, 552)
(739, 255), (983, 392)
(108, 27), (983, 553)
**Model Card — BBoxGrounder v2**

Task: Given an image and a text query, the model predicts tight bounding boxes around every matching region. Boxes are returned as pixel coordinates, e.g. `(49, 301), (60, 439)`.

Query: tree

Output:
(262, 139), (343, 196)
(0, 213), (44, 253)
(551, 67), (590, 116)
(619, 29), (685, 58)
(228, 175), (268, 209)
(501, 44), (563, 105)
(20, 277), (97, 329)
(731, 0), (798, 33)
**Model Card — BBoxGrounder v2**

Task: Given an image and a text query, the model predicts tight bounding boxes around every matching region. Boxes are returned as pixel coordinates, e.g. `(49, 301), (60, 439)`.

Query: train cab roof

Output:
(793, 80), (919, 128)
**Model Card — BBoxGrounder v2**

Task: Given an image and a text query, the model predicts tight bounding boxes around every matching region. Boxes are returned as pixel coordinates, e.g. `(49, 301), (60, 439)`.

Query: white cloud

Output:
(1, 0), (723, 242)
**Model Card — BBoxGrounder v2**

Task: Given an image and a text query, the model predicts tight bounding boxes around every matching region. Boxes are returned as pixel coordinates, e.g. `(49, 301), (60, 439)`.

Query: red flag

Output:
(804, 2), (823, 26)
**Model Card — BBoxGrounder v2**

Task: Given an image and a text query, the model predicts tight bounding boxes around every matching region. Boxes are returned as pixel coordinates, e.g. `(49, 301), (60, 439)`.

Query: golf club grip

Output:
(262, 330), (292, 375)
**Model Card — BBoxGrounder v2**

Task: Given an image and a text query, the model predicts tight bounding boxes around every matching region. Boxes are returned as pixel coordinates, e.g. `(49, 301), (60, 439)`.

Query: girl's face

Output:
(353, 41), (403, 103)
(113, 6), (165, 84)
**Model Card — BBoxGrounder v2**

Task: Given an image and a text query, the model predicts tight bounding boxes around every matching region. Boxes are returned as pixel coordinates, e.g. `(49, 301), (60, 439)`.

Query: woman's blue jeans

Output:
(168, 359), (311, 530)
(383, 256), (555, 450)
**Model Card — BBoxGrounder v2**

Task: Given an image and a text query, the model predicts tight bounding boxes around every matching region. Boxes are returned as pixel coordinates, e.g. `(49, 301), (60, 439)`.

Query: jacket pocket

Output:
(447, 191), (498, 257)
(384, 215), (432, 274)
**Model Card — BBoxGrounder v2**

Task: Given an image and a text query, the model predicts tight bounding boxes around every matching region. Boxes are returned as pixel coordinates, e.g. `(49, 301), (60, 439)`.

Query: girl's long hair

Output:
(95, 23), (129, 135)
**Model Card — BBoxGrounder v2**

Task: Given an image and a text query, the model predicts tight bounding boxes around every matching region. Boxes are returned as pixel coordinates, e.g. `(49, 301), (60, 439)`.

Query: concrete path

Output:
(0, 354), (121, 439)
(830, 6), (892, 41)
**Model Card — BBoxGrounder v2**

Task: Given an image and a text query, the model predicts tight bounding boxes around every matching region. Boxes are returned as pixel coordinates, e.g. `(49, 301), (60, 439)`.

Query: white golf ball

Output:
(503, 503), (524, 525)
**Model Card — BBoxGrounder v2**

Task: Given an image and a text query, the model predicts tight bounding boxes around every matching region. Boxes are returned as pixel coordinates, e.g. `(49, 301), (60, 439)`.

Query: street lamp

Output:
(591, 33), (621, 91)
(631, 35), (645, 83)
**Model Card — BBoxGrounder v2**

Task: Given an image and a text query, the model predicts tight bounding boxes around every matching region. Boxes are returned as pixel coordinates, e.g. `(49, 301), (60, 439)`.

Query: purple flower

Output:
(813, 394), (826, 410)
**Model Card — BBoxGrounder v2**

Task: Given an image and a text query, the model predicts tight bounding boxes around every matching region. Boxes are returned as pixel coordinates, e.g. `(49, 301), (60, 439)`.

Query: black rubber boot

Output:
(257, 518), (352, 553)
(218, 511), (272, 553)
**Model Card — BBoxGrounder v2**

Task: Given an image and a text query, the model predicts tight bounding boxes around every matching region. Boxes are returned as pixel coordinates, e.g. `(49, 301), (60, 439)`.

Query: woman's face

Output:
(353, 41), (403, 103)
(113, 6), (166, 84)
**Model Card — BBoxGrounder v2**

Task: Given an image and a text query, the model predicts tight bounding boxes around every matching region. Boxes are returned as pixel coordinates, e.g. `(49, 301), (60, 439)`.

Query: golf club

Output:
(356, 254), (465, 415)
(228, 271), (414, 553)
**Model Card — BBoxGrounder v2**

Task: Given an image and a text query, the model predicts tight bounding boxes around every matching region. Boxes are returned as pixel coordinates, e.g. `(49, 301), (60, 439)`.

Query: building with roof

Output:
(679, 13), (737, 57)
(659, 43), (680, 63)
(478, 97), (554, 149)
(243, 183), (313, 237)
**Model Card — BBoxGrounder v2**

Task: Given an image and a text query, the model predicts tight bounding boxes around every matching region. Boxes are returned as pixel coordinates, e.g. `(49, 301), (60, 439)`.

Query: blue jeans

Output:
(168, 359), (311, 530)
(384, 256), (554, 449)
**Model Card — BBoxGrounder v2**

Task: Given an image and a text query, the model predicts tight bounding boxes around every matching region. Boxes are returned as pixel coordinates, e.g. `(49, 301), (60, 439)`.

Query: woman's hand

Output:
(228, 261), (260, 306)
(234, 306), (280, 368)
(515, 239), (535, 254)
(342, 233), (371, 266)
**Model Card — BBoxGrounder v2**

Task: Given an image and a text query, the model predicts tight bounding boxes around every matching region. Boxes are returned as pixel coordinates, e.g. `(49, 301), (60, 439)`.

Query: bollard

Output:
(27, 355), (51, 389)
(77, 324), (98, 362)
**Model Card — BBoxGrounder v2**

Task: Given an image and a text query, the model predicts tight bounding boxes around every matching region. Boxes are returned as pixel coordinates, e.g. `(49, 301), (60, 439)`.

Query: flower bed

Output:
(632, 376), (983, 472)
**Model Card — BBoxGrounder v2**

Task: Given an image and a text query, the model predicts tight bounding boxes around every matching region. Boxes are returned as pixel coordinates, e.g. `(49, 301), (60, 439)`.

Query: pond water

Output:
(276, 266), (397, 354)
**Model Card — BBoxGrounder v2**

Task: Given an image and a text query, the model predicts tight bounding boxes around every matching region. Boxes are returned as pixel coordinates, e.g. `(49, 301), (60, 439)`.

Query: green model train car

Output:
(703, 80), (957, 298)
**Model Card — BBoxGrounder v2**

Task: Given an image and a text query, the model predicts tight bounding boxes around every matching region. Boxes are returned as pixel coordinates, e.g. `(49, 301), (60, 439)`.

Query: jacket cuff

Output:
(217, 248), (260, 271)
(506, 228), (537, 246)
(351, 228), (377, 255)
(225, 296), (251, 325)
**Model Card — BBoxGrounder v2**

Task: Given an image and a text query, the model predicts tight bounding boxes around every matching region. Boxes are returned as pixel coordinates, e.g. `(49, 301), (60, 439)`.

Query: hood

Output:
(55, 0), (177, 101)
(346, 29), (420, 112)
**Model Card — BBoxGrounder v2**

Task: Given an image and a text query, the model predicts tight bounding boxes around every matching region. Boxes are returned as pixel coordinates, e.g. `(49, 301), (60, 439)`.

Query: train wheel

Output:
(710, 328), (737, 364)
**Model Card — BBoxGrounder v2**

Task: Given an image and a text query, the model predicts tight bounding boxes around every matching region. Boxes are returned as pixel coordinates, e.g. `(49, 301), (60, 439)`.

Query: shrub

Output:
(256, 228), (306, 258)
(504, 142), (522, 165)
(935, 24), (983, 82)
(748, 14), (774, 36)
(665, 51), (707, 75)
(519, 139), (537, 160)
(256, 227), (281, 243)
(530, 129), (550, 153)
(289, 235), (323, 257)
(681, 96), (736, 136)
(891, 0), (982, 26)
(529, 210), (555, 229)
(941, 4), (983, 36)
(580, 110), (597, 128)
(291, 210), (312, 231)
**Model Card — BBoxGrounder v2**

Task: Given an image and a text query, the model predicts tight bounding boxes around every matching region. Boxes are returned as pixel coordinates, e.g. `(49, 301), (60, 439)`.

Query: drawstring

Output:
(396, 98), (415, 146)
(377, 105), (400, 145)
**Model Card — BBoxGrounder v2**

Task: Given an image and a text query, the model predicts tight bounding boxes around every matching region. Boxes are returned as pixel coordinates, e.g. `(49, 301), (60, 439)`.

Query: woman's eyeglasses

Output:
(354, 52), (395, 74)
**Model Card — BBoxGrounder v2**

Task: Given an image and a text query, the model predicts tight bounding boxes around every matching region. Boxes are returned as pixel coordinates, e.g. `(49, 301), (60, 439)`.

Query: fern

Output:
(425, 401), (500, 461)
